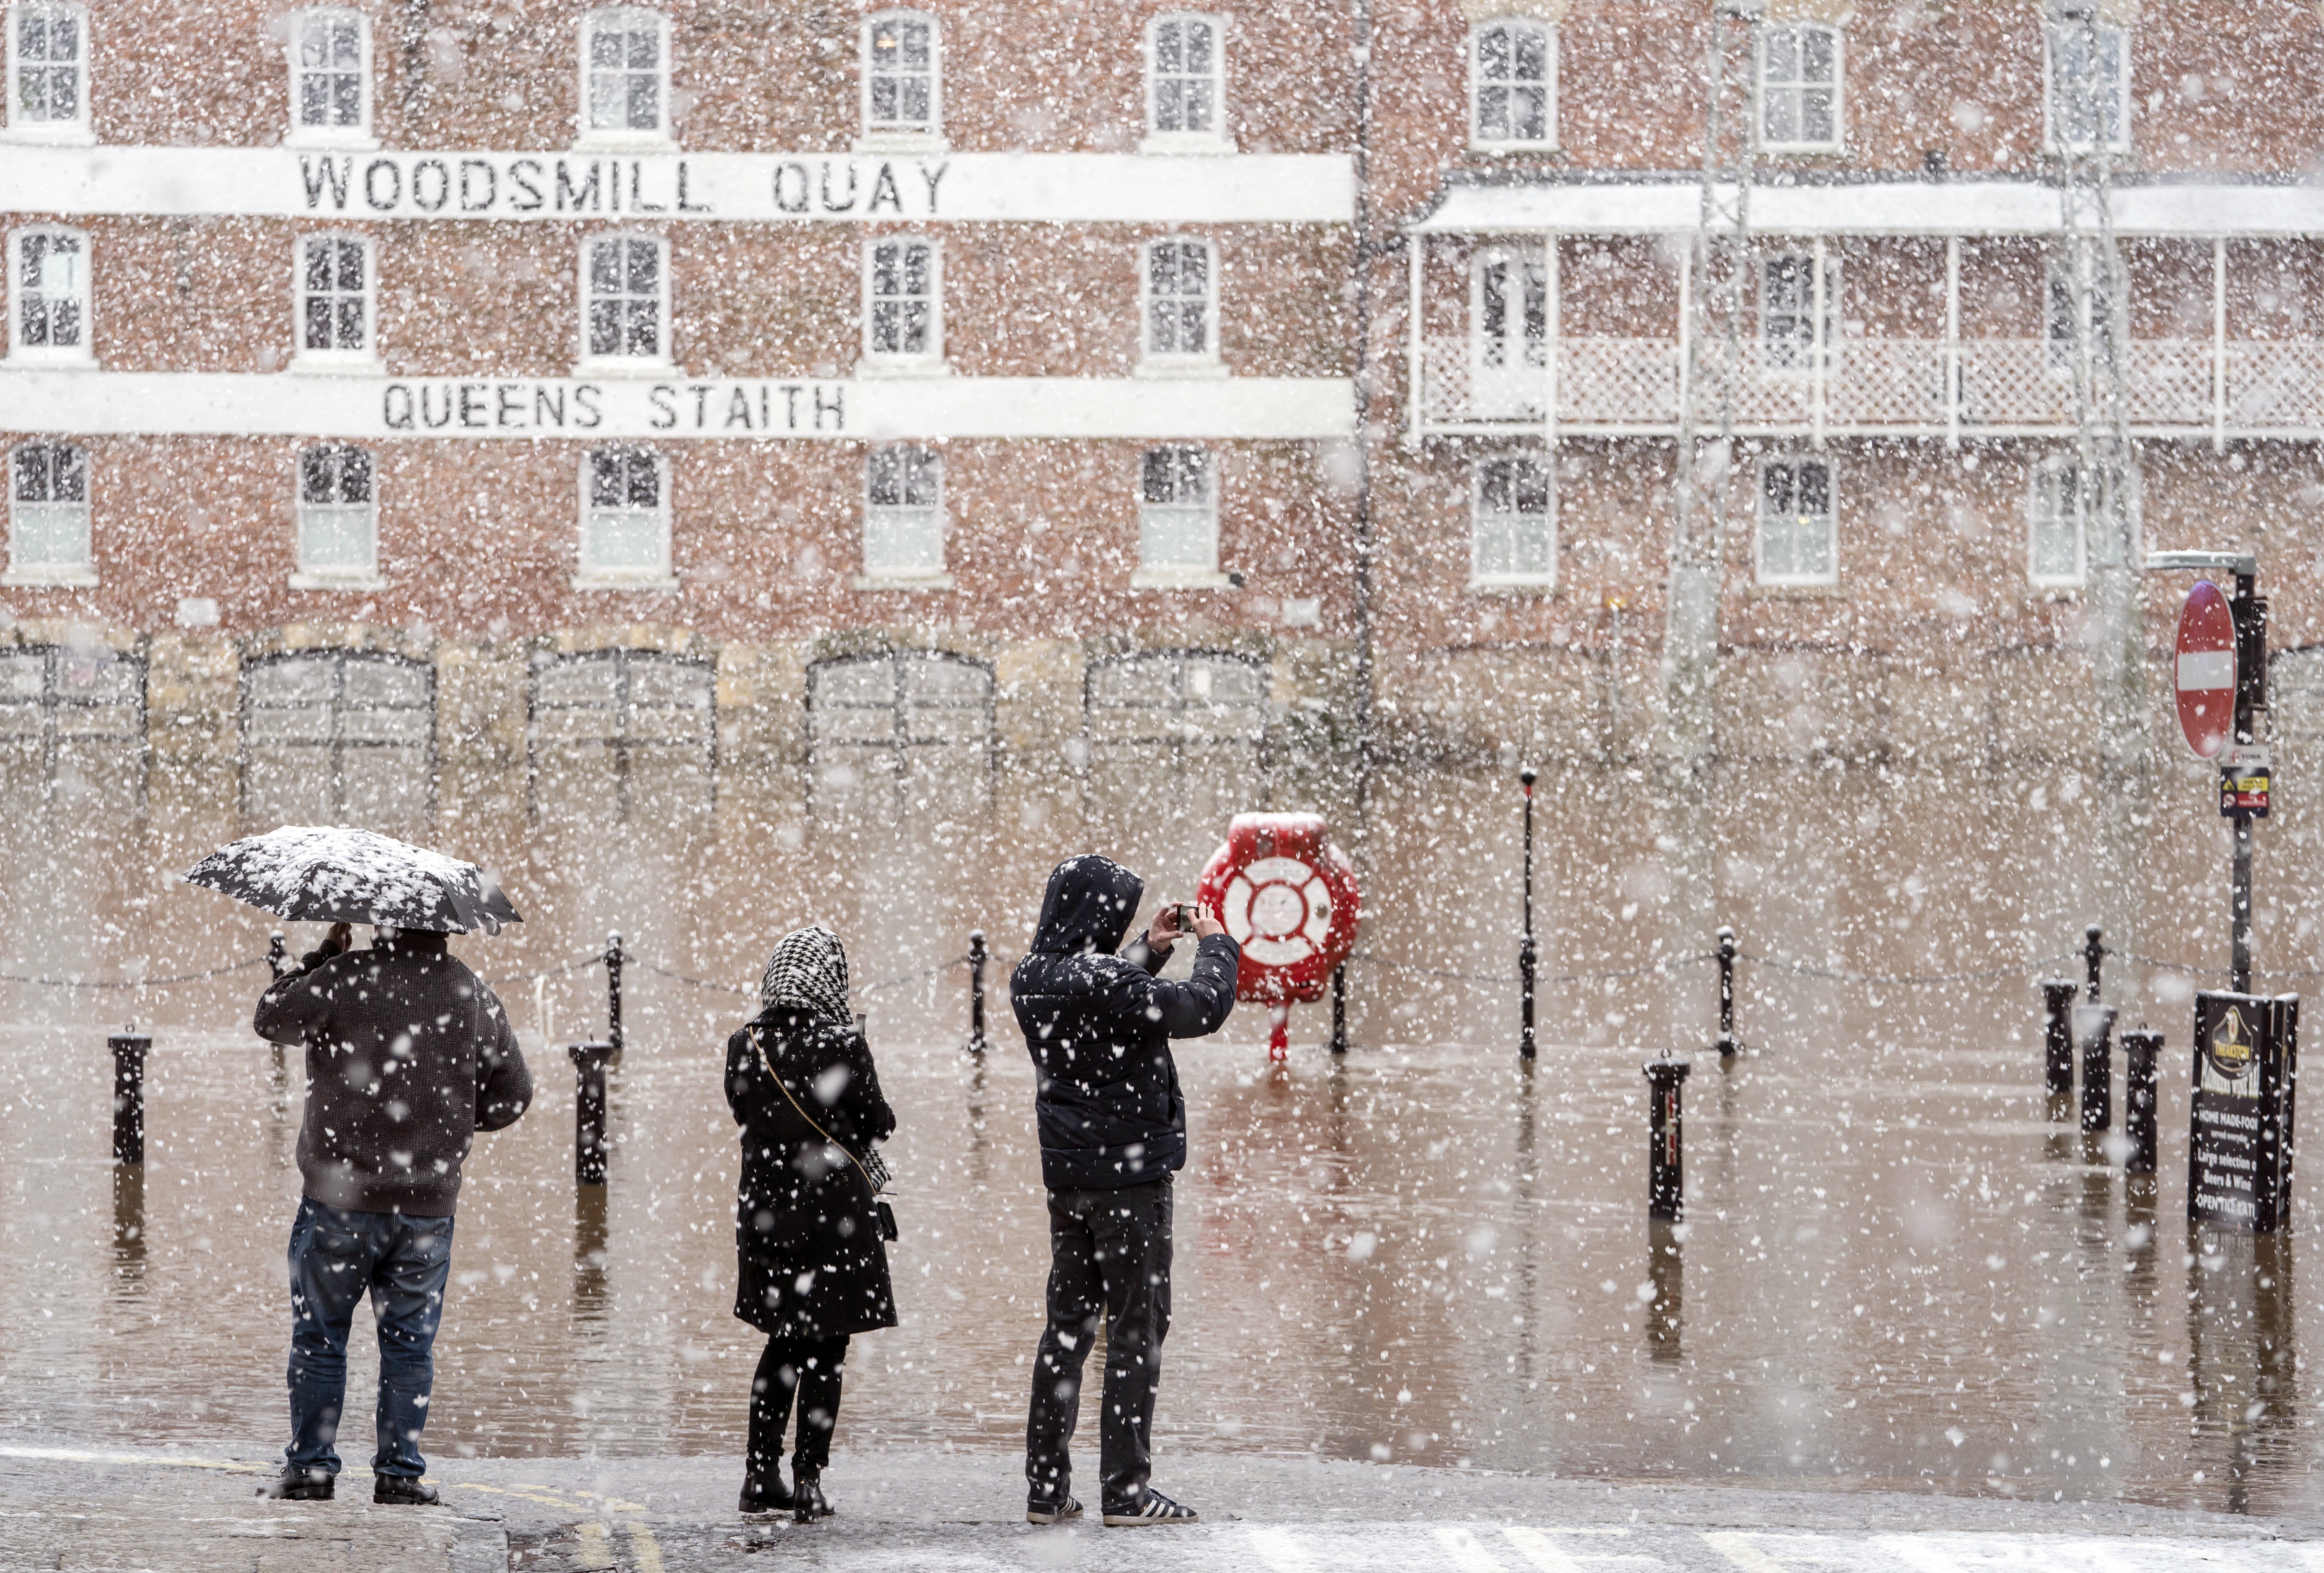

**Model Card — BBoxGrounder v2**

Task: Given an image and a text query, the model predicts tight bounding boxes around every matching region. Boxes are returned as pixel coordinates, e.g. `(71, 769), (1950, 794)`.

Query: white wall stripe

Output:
(0, 371), (1357, 441)
(0, 147), (1355, 224)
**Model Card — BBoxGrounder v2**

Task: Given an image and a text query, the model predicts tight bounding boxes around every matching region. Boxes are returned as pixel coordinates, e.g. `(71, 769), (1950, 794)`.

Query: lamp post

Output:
(1520, 765), (1538, 1062)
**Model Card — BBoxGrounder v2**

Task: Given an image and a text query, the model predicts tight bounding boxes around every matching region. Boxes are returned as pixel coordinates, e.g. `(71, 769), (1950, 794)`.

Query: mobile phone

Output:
(1172, 902), (1201, 933)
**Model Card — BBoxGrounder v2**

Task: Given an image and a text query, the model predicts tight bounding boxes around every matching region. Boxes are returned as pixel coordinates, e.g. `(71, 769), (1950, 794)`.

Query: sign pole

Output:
(2230, 563), (2265, 993)
(2152, 548), (2296, 1234)
(1519, 766), (1538, 1063)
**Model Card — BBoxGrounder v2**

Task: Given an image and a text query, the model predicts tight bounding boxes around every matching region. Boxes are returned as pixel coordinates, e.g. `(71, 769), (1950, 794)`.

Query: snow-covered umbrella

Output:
(185, 826), (522, 935)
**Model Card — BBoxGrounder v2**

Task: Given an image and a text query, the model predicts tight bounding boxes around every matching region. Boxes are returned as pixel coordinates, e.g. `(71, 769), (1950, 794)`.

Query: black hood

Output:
(1029, 855), (1145, 956)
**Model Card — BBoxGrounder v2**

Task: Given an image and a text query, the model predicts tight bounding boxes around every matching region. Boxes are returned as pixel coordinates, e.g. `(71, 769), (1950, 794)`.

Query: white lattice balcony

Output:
(1414, 335), (2324, 440)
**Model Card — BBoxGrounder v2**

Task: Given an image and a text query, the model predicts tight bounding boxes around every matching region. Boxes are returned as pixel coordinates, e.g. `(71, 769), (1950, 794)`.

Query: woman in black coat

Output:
(725, 923), (896, 1521)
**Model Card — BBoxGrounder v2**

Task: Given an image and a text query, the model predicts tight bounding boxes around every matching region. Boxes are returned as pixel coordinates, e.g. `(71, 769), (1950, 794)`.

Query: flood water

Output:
(5, 749), (2324, 1518)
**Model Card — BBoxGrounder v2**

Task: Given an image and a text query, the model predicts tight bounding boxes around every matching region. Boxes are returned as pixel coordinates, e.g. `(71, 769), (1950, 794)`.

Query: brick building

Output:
(7, 1), (2324, 984)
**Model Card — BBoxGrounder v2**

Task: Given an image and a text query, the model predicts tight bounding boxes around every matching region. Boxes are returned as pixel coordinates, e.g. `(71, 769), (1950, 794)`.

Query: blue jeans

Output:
(284, 1197), (455, 1479)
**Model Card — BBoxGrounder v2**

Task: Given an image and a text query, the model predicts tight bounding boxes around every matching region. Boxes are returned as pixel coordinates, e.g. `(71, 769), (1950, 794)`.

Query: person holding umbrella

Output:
(188, 828), (532, 1506)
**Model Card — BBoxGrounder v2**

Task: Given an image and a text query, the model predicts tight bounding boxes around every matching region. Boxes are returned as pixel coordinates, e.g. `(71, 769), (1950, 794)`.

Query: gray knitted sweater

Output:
(254, 939), (532, 1216)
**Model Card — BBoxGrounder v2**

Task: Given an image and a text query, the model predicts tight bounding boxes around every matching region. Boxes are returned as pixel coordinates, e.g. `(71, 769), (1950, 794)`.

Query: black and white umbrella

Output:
(186, 826), (522, 935)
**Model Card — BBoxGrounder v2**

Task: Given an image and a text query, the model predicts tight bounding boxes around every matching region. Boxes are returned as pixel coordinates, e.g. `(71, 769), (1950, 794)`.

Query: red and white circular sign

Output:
(2175, 579), (2238, 759)
(1194, 812), (1361, 1006)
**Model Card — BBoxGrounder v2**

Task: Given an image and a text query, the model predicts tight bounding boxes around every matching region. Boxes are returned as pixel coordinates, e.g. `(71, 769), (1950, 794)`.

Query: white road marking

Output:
(1502, 1526), (1588, 1572)
(1704, 1532), (1792, 1573)
(1438, 1525), (1513, 1572)
(1250, 1525), (1325, 1573)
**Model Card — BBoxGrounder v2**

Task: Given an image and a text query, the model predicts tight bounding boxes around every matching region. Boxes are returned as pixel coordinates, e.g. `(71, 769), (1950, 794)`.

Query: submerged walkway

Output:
(0, 1439), (2309, 1573)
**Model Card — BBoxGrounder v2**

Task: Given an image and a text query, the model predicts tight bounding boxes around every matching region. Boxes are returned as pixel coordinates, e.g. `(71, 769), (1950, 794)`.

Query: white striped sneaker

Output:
(1103, 1488), (1199, 1527)
(1026, 1493), (1083, 1525)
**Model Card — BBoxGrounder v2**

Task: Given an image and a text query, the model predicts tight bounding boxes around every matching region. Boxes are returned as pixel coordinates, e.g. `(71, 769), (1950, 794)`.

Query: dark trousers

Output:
(283, 1197), (455, 1480)
(748, 1334), (849, 1478)
(1025, 1176), (1173, 1511)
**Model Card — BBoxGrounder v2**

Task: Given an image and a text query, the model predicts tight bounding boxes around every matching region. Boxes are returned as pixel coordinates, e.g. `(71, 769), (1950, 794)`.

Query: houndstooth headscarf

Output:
(759, 923), (852, 1023)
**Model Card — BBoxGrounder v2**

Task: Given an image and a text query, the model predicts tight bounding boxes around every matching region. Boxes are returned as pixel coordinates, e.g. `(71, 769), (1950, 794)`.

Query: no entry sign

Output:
(2176, 579), (2239, 759)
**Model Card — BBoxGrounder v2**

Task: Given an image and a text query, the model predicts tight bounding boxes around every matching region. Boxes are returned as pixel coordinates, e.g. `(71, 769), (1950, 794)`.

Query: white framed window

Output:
(1472, 456), (1554, 589)
(860, 236), (942, 372)
(861, 445), (946, 584)
(293, 234), (375, 368)
(9, 225), (90, 363)
(2028, 455), (2086, 587)
(577, 446), (674, 587)
(1140, 236), (1221, 373)
(859, 10), (939, 148)
(1760, 251), (1837, 375)
(580, 7), (670, 146)
(5, 439), (91, 584)
(293, 443), (378, 587)
(1143, 13), (1228, 153)
(1470, 18), (1554, 151)
(6, 1), (91, 142)
(580, 234), (669, 368)
(287, 7), (371, 147)
(2045, 19), (2129, 155)
(1757, 22), (1840, 152)
(1134, 446), (1224, 586)
(1755, 456), (1837, 587)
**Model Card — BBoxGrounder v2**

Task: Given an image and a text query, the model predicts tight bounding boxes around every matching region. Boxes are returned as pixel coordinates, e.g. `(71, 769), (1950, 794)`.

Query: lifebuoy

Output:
(1195, 812), (1361, 1009)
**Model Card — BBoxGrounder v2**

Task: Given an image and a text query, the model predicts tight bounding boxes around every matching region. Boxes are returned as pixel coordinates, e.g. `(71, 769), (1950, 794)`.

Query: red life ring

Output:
(1195, 813), (1361, 1006)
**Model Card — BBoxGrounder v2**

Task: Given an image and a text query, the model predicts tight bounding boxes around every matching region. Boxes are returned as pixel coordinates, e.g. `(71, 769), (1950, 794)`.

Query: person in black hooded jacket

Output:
(1011, 853), (1239, 1528)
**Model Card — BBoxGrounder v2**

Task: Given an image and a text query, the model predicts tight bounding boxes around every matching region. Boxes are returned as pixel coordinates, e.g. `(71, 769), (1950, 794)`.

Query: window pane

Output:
(588, 509), (661, 567)
(625, 451), (659, 507)
(300, 504), (373, 569)
(1139, 508), (1210, 569)
(865, 507), (941, 573)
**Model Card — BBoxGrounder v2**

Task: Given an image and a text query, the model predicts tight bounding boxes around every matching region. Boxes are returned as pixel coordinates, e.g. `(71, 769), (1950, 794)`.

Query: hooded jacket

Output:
(1011, 854), (1240, 1191)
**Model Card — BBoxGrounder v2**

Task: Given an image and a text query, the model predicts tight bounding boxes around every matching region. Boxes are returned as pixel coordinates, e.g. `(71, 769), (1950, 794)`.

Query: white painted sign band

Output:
(0, 147), (1355, 224)
(0, 371), (1356, 441)
(2178, 651), (2235, 689)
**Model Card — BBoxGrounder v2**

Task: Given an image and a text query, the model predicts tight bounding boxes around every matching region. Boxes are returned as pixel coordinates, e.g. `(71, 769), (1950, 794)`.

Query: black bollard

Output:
(2076, 1002), (2118, 1133)
(1714, 926), (1738, 1056)
(1329, 963), (1349, 1054)
(2042, 980), (2078, 1098)
(569, 1040), (619, 1185)
(1519, 766), (1538, 1062)
(266, 931), (287, 980)
(2123, 1028), (2162, 1174)
(604, 931), (624, 1055)
(110, 1025), (151, 1165)
(967, 931), (988, 1055)
(1644, 1057), (1690, 1221)
(2085, 923), (2104, 1004)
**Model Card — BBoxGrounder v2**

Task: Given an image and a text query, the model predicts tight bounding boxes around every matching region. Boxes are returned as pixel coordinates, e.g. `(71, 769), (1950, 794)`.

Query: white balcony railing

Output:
(1415, 336), (2324, 439)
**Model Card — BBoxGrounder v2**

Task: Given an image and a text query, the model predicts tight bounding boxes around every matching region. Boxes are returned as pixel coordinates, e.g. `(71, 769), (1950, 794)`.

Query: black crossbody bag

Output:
(754, 1026), (899, 1243)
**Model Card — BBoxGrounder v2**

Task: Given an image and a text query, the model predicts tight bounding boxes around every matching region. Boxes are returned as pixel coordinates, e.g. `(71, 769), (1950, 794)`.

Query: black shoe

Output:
(373, 1475), (440, 1506)
(1104, 1487), (1198, 1527)
(258, 1467), (333, 1501)
(1026, 1493), (1084, 1525)
(791, 1468), (832, 1523)
(739, 1470), (793, 1516)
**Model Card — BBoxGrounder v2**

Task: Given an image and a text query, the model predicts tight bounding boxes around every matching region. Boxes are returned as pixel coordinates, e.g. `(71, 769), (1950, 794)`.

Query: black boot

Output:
(258, 1466), (333, 1501)
(373, 1475), (441, 1506)
(738, 1468), (793, 1516)
(791, 1469), (832, 1523)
